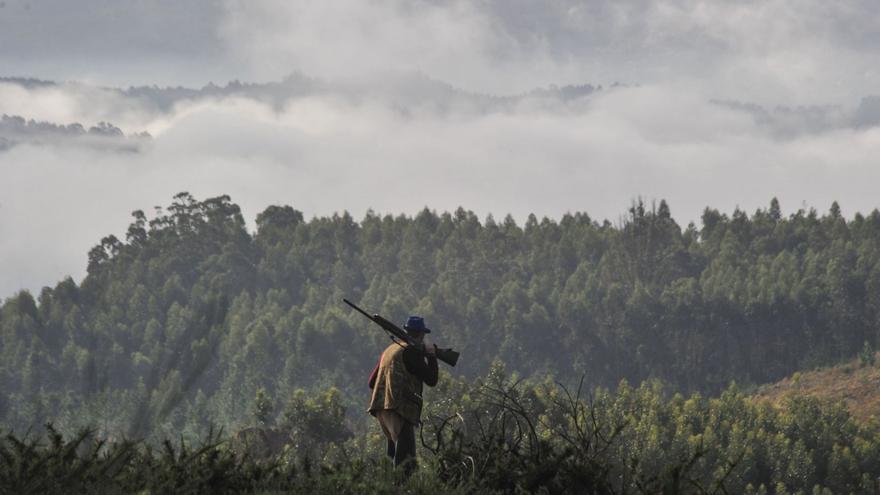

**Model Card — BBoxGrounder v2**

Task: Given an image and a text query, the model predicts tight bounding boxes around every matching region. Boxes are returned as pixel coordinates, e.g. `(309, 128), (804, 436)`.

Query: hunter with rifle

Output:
(344, 299), (459, 475)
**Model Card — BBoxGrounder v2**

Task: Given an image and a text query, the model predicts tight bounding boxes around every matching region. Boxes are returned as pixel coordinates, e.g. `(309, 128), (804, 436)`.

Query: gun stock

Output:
(435, 347), (460, 367)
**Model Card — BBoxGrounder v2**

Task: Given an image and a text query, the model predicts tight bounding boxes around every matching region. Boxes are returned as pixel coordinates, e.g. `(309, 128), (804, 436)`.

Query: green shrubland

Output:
(3, 370), (880, 493)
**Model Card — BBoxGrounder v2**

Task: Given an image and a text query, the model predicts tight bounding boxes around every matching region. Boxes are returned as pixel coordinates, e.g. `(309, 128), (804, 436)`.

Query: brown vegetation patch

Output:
(754, 353), (880, 423)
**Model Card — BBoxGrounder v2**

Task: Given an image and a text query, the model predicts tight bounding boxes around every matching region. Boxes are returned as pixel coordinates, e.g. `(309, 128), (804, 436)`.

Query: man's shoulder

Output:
(401, 345), (425, 366)
(383, 342), (407, 359)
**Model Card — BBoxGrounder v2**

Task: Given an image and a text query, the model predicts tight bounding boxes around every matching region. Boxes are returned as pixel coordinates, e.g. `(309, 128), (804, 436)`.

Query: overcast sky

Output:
(2, 0), (880, 299)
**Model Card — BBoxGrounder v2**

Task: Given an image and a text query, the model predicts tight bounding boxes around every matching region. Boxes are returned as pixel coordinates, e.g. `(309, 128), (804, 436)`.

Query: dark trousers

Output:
(386, 421), (417, 475)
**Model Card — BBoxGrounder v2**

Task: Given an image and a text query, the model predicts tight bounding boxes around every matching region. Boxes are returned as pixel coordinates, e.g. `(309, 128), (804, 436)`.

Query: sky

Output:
(2, 0), (880, 299)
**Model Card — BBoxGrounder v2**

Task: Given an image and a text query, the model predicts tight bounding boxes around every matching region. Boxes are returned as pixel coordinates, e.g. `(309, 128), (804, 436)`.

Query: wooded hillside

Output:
(2, 193), (879, 438)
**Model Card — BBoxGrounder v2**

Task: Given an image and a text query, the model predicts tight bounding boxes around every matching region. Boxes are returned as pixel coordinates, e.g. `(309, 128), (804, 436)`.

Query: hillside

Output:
(3, 193), (880, 441)
(755, 353), (880, 422)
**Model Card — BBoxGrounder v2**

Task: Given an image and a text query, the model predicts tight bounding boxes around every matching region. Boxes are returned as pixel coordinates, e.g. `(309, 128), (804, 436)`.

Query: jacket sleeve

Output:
(403, 346), (439, 387)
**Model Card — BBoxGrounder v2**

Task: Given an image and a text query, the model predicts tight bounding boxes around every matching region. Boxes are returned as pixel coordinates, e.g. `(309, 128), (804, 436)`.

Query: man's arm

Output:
(403, 346), (439, 386)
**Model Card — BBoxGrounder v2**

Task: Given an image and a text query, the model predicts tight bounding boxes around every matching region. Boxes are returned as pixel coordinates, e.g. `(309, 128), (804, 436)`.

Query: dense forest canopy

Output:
(2, 193), (880, 440)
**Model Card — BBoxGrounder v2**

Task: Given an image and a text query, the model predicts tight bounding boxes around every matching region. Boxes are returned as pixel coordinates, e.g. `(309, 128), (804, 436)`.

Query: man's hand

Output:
(424, 342), (437, 357)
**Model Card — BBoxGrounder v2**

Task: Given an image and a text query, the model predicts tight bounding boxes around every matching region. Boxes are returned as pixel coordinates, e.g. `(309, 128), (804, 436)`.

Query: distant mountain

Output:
(0, 73), (601, 152)
(853, 96), (880, 128)
(6, 73), (880, 139)
(118, 73), (600, 115)
(1, 72), (600, 114)
(0, 114), (149, 151)
(0, 76), (57, 89)
(711, 96), (880, 136)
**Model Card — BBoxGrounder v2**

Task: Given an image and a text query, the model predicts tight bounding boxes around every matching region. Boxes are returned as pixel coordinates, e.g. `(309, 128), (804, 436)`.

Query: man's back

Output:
(368, 342), (429, 425)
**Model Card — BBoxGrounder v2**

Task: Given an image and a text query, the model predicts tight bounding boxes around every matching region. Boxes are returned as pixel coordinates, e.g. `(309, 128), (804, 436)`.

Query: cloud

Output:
(0, 81), (161, 132)
(219, 0), (514, 91)
(3, 0), (878, 102)
(3, 77), (880, 300)
(216, 0), (880, 103)
(0, 0), (227, 86)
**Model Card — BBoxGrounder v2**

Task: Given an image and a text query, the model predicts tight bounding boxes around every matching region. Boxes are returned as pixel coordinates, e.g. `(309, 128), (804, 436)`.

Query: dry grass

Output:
(754, 352), (880, 423)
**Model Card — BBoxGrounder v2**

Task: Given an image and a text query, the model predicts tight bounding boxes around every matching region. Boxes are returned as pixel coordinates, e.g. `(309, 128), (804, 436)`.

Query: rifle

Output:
(343, 298), (460, 367)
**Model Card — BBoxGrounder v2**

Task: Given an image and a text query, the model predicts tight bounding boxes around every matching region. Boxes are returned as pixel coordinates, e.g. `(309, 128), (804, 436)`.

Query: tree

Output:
(251, 387), (274, 427)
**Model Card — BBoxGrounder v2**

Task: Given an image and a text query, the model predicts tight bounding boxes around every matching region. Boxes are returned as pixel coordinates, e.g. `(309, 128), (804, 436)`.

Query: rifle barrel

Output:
(344, 297), (460, 367)
(343, 298), (373, 320)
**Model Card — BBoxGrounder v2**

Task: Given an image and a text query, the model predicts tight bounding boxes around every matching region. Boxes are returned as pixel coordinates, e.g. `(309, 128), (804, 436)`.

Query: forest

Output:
(3, 193), (880, 492)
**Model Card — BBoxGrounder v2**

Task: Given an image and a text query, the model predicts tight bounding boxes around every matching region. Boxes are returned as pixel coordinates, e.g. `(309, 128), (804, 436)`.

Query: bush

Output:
(4, 373), (880, 494)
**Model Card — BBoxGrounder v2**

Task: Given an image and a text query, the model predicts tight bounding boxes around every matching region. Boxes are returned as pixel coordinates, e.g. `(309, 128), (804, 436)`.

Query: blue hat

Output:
(404, 316), (431, 333)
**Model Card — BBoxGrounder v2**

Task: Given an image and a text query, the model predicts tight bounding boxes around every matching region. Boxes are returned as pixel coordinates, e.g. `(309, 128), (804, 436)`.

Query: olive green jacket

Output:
(368, 343), (425, 425)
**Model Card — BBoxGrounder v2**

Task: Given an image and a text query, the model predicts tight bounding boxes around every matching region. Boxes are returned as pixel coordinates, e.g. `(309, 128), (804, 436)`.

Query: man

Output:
(367, 315), (439, 474)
